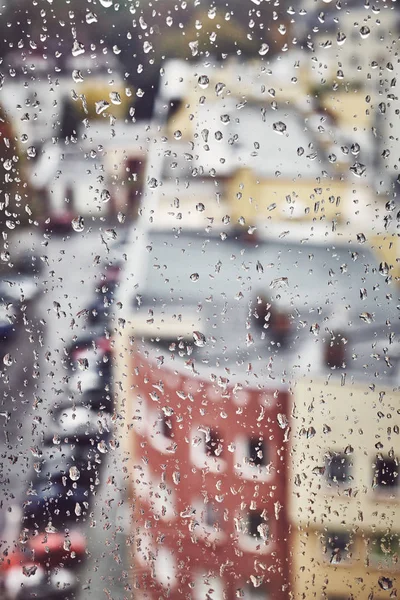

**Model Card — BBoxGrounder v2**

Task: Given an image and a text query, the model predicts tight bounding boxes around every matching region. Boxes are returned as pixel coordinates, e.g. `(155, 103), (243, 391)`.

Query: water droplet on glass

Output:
(215, 82), (226, 96)
(77, 358), (89, 371)
(72, 69), (84, 83)
(27, 146), (36, 158)
(259, 43), (269, 56)
(101, 189), (111, 203)
(6, 220), (15, 230)
(75, 502), (82, 516)
(277, 413), (288, 429)
(72, 40), (85, 57)
(310, 323), (320, 336)
(337, 31), (346, 45)
(143, 41), (153, 54)
(110, 91), (121, 105)
(198, 75), (210, 89)
(117, 212), (125, 223)
(360, 25), (370, 39)
(193, 331), (206, 347)
(359, 312), (374, 324)
(69, 466), (80, 481)
(190, 273), (199, 282)
(99, 0), (113, 7)
(379, 577), (393, 591)
(379, 262), (389, 276)
(72, 216), (85, 232)
(86, 11), (98, 24)
(270, 277), (289, 289)
(273, 121), (287, 135)
(148, 178), (158, 189)
(349, 162), (366, 177)
(174, 130), (182, 140)
(95, 100), (110, 115)
(3, 354), (12, 366)
(189, 41), (199, 57)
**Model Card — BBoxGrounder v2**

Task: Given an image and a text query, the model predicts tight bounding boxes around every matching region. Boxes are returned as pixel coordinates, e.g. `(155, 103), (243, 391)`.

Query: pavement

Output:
(0, 223), (131, 599)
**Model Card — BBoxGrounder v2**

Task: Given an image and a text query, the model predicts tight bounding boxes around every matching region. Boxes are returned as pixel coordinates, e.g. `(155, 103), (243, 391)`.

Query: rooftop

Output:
(117, 229), (398, 387)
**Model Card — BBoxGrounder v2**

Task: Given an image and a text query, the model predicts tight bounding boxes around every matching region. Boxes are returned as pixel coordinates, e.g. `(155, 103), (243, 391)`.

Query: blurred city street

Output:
(0, 227), (129, 599)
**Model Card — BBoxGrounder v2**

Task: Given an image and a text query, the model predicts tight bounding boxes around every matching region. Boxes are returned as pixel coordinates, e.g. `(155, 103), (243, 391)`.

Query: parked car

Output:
(41, 211), (75, 235)
(22, 475), (91, 527)
(27, 530), (87, 568)
(0, 254), (42, 304)
(67, 347), (112, 396)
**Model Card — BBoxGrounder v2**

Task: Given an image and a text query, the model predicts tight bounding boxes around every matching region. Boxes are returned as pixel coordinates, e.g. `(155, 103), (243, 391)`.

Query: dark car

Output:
(22, 472), (94, 526)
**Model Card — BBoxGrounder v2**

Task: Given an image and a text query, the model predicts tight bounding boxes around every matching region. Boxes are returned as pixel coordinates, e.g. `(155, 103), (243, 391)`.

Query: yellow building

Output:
(289, 373), (400, 599)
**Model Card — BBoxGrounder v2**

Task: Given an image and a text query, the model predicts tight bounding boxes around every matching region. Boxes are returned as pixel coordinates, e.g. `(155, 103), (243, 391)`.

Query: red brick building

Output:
(129, 347), (290, 600)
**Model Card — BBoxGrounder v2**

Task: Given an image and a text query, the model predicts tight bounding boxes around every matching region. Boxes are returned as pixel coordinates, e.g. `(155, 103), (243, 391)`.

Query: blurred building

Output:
(289, 324), (400, 599)
(147, 58), (380, 239)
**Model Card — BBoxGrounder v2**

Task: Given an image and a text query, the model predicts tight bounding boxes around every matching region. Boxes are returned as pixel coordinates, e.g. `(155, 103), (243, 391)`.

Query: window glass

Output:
(0, 1), (399, 599)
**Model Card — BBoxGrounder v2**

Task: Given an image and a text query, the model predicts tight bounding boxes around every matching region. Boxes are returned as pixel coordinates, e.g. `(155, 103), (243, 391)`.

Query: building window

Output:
(205, 503), (223, 531)
(322, 531), (352, 564)
(240, 584), (269, 599)
(325, 453), (351, 484)
(370, 533), (400, 569)
(248, 437), (266, 467)
(160, 414), (173, 439)
(248, 512), (268, 540)
(373, 457), (399, 489)
(205, 429), (223, 458)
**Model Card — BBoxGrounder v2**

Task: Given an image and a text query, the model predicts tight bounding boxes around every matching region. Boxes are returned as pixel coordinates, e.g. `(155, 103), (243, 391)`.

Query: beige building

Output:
(289, 348), (400, 598)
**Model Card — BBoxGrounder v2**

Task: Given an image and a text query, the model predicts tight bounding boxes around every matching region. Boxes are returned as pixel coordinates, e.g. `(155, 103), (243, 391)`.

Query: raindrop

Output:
(148, 178), (158, 189)
(71, 216), (85, 232)
(6, 220), (15, 230)
(3, 354), (12, 366)
(99, 0), (113, 7)
(215, 82), (226, 96)
(27, 146), (36, 158)
(110, 91), (121, 105)
(101, 189), (111, 203)
(95, 100), (110, 115)
(337, 31), (346, 45)
(359, 26), (370, 39)
(75, 503), (82, 516)
(379, 262), (389, 276)
(356, 233), (366, 244)
(69, 466), (80, 481)
(378, 577), (393, 591)
(143, 41), (153, 54)
(193, 331), (206, 347)
(310, 323), (320, 336)
(174, 130), (182, 140)
(189, 41), (199, 57)
(259, 43), (269, 56)
(349, 162), (366, 177)
(72, 40), (85, 57)
(270, 277), (289, 289)
(72, 69), (84, 83)
(190, 273), (199, 282)
(273, 121), (287, 135)
(86, 11), (98, 24)
(277, 413), (288, 429)
(198, 75), (210, 89)
(359, 312), (374, 324)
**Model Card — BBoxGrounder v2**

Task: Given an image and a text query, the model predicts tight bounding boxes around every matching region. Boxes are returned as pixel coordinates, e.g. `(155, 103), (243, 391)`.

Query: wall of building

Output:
(127, 347), (291, 599)
(289, 378), (400, 598)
